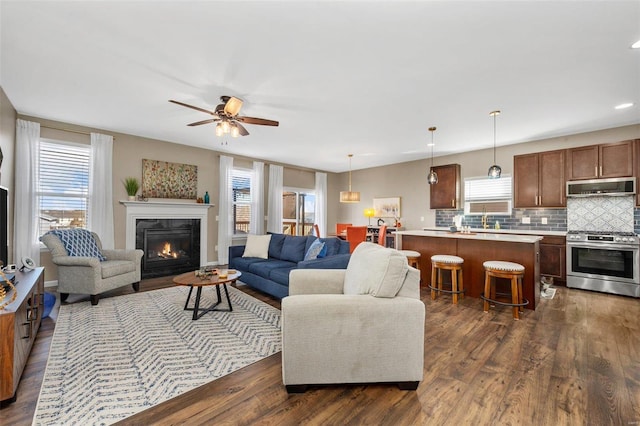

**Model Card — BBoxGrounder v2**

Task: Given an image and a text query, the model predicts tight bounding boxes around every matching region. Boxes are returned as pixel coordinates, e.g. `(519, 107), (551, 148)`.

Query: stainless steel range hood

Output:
(567, 177), (636, 197)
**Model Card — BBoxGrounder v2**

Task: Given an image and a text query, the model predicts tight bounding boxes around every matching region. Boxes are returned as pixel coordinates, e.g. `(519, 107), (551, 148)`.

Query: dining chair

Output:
(313, 224), (321, 237)
(336, 223), (352, 235)
(377, 225), (388, 247)
(346, 226), (368, 253)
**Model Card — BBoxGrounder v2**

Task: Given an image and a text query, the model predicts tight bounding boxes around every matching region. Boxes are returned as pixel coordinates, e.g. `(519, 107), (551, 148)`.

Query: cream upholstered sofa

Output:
(281, 242), (425, 393)
(41, 230), (143, 305)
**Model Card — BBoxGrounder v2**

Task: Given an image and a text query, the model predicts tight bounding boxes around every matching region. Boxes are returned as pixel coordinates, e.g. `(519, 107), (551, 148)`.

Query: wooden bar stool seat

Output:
(482, 261), (528, 320)
(399, 250), (420, 269)
(429, 255), (465, 304)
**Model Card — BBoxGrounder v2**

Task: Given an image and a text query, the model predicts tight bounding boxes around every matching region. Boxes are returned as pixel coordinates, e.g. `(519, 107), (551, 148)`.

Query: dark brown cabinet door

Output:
(539, 149), (566, 207)
(429, 164), (460, 209)
(514, 150), (565, 208)
(599, 140), (633, 178)
(514, 153), (539, 208)
(567, 140), (634, 180)
(539, 236), (566, 282)
(567, 145), (599, 180)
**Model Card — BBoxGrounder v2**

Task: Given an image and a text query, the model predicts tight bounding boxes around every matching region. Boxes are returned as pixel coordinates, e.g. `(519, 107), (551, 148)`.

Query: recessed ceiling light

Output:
(615, 103), (634, 110)
(632, 39), (640, 49)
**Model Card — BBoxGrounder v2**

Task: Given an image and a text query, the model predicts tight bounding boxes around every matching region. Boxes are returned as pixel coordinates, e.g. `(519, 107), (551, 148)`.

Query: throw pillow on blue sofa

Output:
(304, 238), (326, 260)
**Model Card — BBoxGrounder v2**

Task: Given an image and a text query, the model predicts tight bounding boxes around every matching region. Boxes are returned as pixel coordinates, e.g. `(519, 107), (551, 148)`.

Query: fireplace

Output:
(122, 200), (213, 278)
(137, 219), (200, 278)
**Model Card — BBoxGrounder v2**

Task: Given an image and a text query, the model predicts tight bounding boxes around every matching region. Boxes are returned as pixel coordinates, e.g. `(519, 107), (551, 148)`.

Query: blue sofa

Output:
(229, 233), (351, 299)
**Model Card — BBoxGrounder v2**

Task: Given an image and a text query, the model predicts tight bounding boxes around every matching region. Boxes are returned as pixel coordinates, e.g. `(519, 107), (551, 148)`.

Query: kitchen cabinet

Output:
(0, 267), (44, 405)
(567, 140), (634, 180)
(514, 149), (566, 208)
(539, 235), (566, 284)
(429, 164), (460, 210)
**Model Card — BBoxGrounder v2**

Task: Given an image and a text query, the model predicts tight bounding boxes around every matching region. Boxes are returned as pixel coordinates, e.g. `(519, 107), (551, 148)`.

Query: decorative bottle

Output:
(204, 191), (210, 204)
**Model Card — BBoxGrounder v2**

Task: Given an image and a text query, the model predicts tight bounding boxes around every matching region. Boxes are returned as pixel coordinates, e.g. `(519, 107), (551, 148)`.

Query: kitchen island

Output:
(396, 230), (542, 310)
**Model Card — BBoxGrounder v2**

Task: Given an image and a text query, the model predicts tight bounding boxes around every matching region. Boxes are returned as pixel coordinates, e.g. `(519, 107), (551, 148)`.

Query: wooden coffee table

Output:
(172, 270), (242, 320)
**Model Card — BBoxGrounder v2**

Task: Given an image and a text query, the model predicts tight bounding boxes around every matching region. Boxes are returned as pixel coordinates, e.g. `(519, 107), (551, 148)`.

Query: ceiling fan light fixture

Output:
(224, 96), (243, 116)
(427, 126), (438, 185)
(230, 123), (240, 138)
(215, 123), (224, 137)
(340, 154), (360, 203)
(221, 120), (231, 134)
(488, 110), (502, 179)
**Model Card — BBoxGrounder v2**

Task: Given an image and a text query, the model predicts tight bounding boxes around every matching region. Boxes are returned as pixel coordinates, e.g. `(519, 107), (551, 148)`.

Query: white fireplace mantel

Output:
(121, 200), (213, 266)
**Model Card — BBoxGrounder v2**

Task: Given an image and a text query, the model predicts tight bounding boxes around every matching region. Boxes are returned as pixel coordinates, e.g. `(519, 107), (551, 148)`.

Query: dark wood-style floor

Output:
(3, 277), (639, 425)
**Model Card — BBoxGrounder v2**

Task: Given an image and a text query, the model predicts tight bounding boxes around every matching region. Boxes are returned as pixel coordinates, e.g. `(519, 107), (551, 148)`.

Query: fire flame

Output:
(157, 242), (179, 259)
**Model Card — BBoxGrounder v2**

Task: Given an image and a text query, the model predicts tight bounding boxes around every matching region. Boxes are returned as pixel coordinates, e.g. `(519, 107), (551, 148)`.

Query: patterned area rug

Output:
(32, 285), (281, 425)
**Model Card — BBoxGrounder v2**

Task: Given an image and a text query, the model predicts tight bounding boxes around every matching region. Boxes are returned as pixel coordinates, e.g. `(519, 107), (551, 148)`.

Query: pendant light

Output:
(427, 126), (438, 184)
(340, 154), (360, 203)
(488, 110), (502, 178)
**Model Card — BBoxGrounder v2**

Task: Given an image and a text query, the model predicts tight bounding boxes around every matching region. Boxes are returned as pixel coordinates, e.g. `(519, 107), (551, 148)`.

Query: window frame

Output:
(231, 167), (253, 236)
(463, 174), (513, 216)
(37, 138), (91, 238)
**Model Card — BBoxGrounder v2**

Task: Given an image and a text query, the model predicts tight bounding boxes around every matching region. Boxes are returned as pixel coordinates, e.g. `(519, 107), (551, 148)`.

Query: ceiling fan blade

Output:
(169, 100), (218, 116)
(224, 96), (243, 117)
(236, 116), (279, 126)
(234, 122), (250, 136)
(187, 118), (219, 126)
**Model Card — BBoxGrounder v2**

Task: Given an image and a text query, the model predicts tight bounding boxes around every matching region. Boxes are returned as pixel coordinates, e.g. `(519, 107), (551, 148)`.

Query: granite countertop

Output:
(396, 229), (543, 244)
(422, 227), (566, 237)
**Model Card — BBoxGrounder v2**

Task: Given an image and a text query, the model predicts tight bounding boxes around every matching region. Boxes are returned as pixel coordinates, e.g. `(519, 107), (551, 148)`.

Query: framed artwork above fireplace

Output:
(142, 159), (197, 199)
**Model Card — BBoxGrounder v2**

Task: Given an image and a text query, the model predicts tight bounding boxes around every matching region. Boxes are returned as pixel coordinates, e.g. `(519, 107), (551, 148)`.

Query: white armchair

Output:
(41, 230), (143, 305)
(281, 242), (425, 393)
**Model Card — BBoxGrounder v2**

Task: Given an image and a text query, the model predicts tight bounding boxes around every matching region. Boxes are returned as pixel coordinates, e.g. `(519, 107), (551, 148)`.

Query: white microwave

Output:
(566, 177), (636, 197)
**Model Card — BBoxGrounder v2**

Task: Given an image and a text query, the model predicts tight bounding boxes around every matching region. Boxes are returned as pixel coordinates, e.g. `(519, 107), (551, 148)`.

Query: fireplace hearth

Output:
(136, 219), (200, 278)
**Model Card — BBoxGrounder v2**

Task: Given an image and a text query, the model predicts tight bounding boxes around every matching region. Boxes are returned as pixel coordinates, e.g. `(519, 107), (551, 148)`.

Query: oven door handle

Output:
(567, 242), (639, 251)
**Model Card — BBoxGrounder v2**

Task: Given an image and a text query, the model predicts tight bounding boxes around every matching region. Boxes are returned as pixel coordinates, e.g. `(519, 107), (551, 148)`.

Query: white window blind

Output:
(464, 175), (512, 215)
(232, 168), (252, 235)
(38, 139), (91, 235)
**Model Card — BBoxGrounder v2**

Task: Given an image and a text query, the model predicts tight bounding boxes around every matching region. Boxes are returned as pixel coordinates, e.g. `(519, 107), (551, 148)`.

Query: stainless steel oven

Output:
(566, 231), (640, 298)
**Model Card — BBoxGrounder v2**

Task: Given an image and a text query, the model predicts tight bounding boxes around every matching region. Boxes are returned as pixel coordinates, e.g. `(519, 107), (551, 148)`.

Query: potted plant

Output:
(123, 177), (140, 201)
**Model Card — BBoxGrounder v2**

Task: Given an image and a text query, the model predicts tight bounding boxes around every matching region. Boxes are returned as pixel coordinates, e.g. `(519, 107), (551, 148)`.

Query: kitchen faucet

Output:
(482, 207), (489, 229)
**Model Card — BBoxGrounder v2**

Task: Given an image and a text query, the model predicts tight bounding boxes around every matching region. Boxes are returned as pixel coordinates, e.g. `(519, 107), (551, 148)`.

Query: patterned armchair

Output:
(40, 229), (143, 305)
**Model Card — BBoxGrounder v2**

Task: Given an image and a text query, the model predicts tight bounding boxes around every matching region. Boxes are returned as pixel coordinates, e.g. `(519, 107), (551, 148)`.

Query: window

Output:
(282, 189), (315, 236)
(38, 139), (90, 236)
(232, 168), (252, 235)
(464, 175), (513, 215)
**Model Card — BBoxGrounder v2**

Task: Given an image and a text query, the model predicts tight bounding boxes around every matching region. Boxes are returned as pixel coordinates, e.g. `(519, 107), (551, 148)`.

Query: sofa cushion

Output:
(48, 229), (106, 261)
(280, 235), (308, 263)
(267, 232), (286, 259)
(229, 256), (269, 271)
(269, 267), (296, 286)
(319, 238), (340, 257)
(248, 259), (296, 279)
(101, 260), (136, 279)
(243, 234), (271, 259)
(304, 238), (325, 260)
(343, 242), (409, 298)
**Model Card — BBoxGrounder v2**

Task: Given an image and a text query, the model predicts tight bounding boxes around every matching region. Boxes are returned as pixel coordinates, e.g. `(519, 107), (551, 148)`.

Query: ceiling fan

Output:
(169, 96), (279, 137)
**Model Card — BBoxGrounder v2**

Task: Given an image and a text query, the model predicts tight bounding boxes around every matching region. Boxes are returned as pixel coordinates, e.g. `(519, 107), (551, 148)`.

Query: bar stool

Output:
(399, 250), (420, 270)
(429, 255), (464, 304)
(482, 261), (528, 320)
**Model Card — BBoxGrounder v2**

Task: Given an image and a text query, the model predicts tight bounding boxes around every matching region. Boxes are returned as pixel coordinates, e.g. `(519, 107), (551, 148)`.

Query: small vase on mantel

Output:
(128, 195), (136, 201)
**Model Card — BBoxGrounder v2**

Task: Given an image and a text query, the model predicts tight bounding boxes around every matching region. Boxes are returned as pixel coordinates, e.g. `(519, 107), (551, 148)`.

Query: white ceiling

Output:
(1, 1), (639, 173)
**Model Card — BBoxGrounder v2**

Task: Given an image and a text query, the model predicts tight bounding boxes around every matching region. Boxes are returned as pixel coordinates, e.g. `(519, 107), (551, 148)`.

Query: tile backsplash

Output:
(566, 196), (634, 232)
(437, 196), (640, 233)
(436, 208), (567, 232)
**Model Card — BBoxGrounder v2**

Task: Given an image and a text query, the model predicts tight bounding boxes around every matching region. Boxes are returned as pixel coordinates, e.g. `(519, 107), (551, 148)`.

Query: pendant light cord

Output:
(493, 113), (497, 164)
